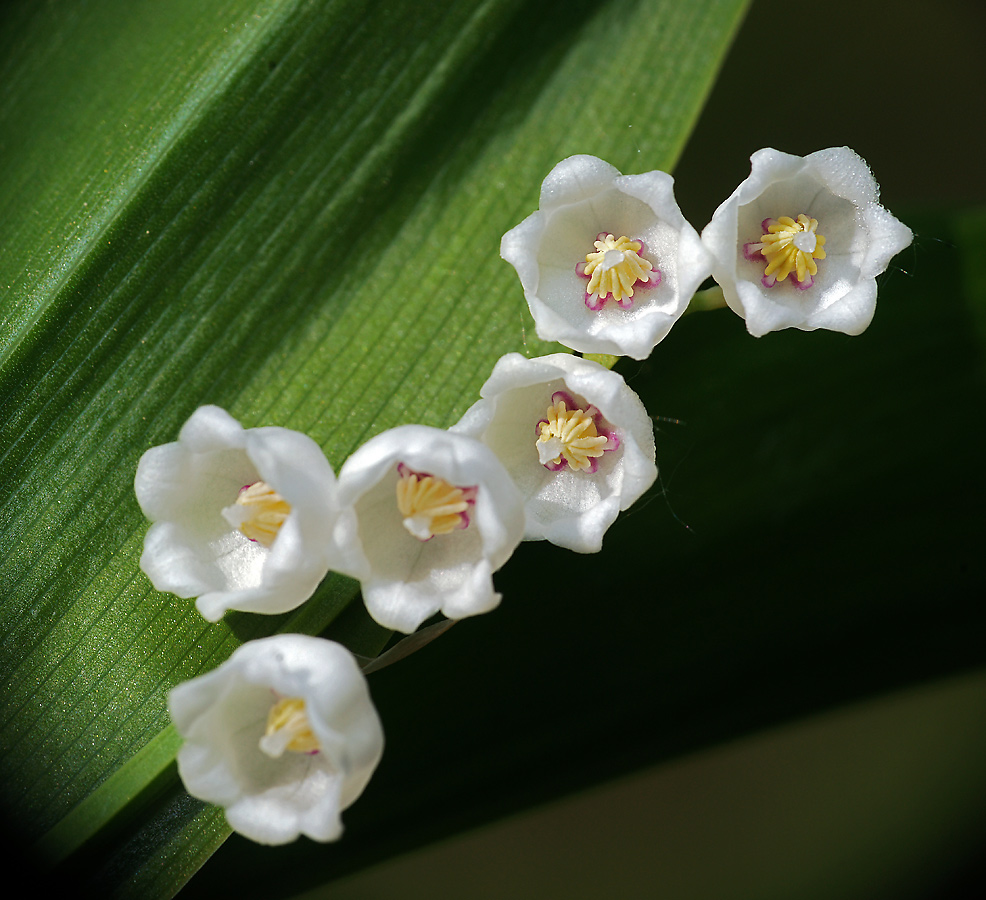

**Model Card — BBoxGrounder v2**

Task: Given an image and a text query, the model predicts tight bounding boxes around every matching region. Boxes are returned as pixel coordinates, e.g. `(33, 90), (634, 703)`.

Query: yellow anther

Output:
(752, 214), (826, 284)
(222, 481), (291, 547)
(582, 234), (654, 305)
(396, 469), (473, 541)
(536, 398), (610, 472)
(259, 697), (320, 758)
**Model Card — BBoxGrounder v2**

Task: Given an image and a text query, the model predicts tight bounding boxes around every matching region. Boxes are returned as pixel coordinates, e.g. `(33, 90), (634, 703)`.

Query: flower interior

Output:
(395, 463), (478, 541)
(744, 214), (826, 289)
(221, 481), (291, 548)
(259, 695), (321, 758)
(536, 390), (619, 473)
(576, 233), (660, 310)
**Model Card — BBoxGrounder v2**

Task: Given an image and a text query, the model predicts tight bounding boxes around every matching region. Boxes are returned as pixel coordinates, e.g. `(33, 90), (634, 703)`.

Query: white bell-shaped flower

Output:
(701, 147), (913, 337)
(334, 425), (525, 634)
(135, 405), (353, 622)
(453, 353), (657, 553)
(500, 154), (712, 360)
(168, 634), (384, 845)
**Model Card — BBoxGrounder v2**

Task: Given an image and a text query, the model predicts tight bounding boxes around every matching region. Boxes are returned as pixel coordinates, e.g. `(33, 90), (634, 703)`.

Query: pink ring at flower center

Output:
(535, 390), (620, 473)
(576, 233), (661, 310)
(395, 463), (478, 541)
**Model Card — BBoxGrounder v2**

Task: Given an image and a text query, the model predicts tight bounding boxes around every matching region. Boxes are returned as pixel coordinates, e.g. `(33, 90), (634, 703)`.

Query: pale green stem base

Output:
(583, 352), (620, 369)
(686, 284), (728, 313)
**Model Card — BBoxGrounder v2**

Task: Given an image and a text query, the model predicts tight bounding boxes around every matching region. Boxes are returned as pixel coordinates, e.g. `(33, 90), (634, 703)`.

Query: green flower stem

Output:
(686, 283), (728, 313)
(582, 353), (620, 369)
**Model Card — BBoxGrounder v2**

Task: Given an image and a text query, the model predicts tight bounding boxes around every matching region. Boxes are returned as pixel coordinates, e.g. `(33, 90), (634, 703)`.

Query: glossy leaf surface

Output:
(1, 0), (748, 895)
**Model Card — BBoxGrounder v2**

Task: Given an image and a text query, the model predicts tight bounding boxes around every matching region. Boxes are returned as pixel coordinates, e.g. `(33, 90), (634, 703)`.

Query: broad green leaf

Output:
(1, 0), (749, 895)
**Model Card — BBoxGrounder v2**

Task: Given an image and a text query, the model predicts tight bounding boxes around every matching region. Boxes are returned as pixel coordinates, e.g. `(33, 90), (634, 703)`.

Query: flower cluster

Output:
(138, 353), (655, 843)
(503, 148), (911, 345)
(136, 146), (909, 847)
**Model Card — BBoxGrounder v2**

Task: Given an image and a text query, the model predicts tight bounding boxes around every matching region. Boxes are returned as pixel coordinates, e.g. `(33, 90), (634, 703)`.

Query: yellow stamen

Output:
(222, 481), (291, 548)
(396, 470), (471, 541)
(536, 399), (609, 472)
(583, 234), (654, 304)
(752, 214), (826, 283)
(259, 696), (320, 758)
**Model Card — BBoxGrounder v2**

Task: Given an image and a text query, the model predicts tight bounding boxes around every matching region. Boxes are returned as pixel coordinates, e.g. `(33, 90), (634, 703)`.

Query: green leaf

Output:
(1, 0), (748, 895)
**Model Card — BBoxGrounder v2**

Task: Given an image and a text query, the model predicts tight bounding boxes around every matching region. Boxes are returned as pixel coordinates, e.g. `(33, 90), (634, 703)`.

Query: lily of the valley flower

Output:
(135, 405), (352, 622)
(334, 425), (525, 634)
(701, 147), (913, 337)
(500, 155), (713, 360)
(168, 634), (383, 845)
(453, 353), (657, 553)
